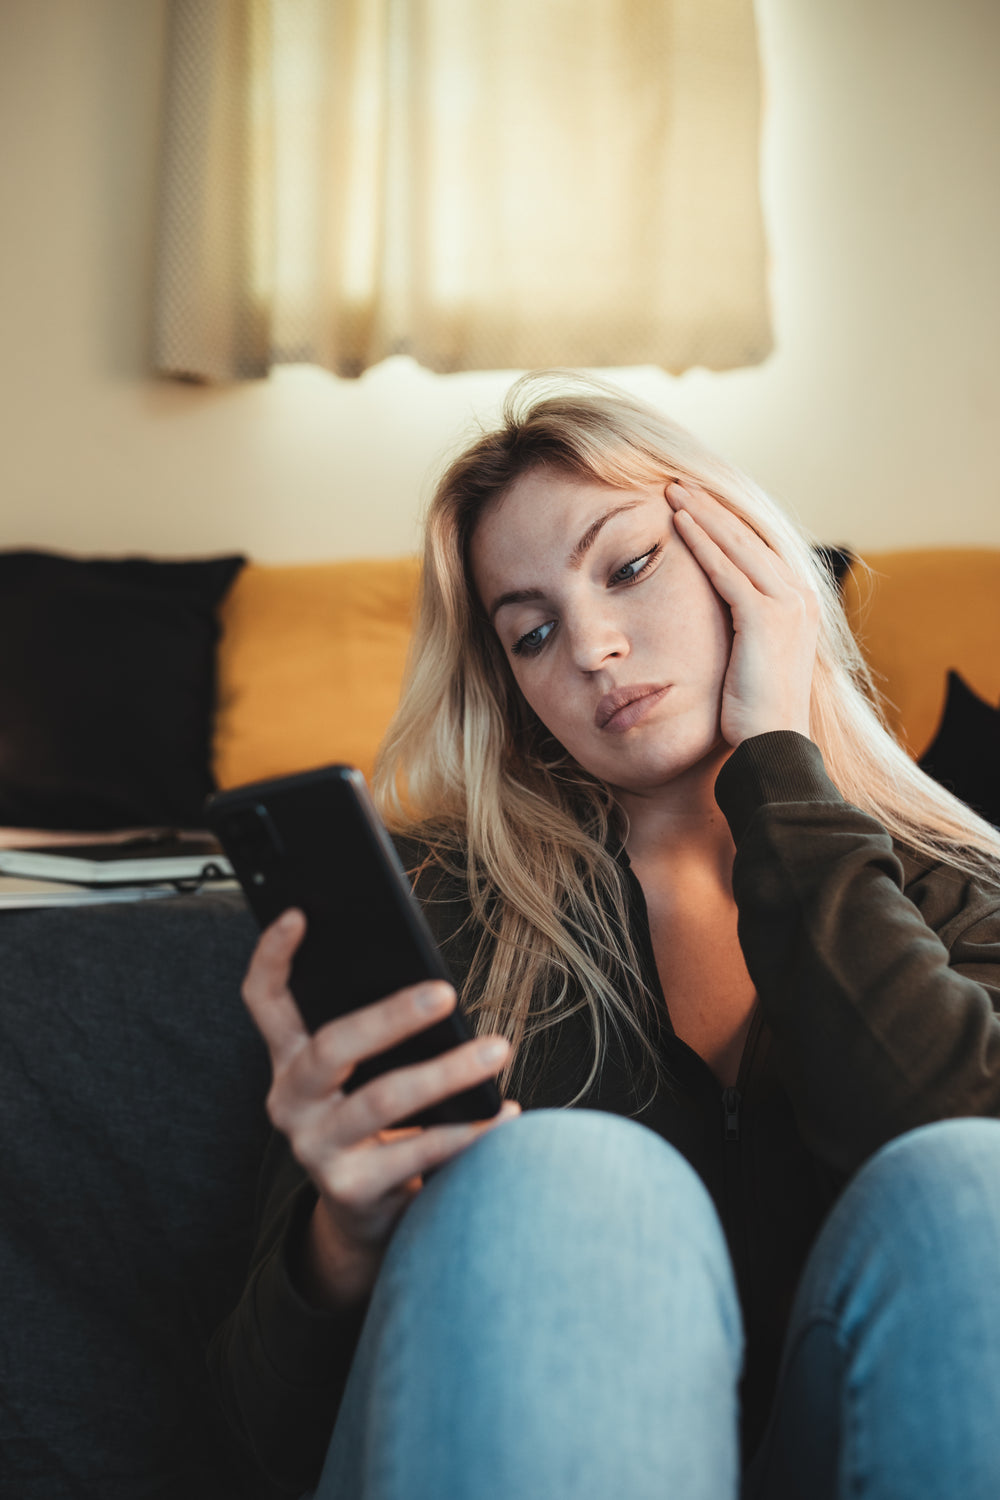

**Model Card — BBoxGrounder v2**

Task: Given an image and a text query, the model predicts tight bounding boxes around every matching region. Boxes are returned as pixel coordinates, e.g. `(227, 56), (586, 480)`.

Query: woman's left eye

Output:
(511, 620), (555, 657)
(610, 544), (661, 586)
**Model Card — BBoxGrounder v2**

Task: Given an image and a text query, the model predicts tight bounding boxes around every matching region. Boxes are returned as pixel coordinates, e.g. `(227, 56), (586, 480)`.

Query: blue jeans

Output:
(311, 1110), (1000, 1499)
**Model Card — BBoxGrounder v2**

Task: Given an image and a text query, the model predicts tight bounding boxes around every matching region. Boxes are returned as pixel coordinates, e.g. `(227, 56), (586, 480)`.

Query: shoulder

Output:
(897, 844), (1000, 954)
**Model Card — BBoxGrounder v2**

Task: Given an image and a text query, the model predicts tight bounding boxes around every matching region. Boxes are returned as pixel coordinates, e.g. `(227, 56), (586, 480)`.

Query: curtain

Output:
(153, 0), (771, 382)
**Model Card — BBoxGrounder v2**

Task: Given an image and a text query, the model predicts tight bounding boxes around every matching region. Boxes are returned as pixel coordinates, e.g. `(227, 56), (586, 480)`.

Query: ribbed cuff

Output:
(252, 1183), (368, 1389)
(714, 732), (843, 846)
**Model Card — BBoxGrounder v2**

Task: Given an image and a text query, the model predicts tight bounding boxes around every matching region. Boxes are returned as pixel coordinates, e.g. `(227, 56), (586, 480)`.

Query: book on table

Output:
(0, 834), (234, 887)
(0, 876), (188, 910)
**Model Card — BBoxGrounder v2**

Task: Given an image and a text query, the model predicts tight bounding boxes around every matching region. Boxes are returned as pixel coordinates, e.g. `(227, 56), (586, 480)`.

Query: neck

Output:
(617, 743), (735, 886)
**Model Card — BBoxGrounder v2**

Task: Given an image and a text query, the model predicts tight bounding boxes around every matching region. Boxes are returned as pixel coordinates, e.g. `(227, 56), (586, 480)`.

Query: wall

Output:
(0, 0), (997, 563)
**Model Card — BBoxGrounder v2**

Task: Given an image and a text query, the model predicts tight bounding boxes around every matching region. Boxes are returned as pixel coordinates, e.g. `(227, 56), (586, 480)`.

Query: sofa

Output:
(0, 544), (998, 1500)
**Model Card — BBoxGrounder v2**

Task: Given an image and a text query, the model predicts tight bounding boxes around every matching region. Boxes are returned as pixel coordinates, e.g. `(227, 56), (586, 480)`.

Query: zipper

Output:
(720, 1079), (749, 1340)
(720, 1084), (742, 1221)
(719, 1006), (763, 1316)
(721, 999), (762, 1146)
(722, 1085), (742, 1141)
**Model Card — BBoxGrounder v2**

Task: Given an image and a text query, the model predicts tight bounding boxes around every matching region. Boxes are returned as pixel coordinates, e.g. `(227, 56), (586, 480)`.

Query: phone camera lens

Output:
(221, 805), (284, 873)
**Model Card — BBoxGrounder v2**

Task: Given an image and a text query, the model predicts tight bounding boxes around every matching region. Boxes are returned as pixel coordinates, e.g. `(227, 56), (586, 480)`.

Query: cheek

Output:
(512, 664), (570, 738)
(658, 557), (733, 677)
(507, 653), (592, 758)
(705, 590), (734, 675)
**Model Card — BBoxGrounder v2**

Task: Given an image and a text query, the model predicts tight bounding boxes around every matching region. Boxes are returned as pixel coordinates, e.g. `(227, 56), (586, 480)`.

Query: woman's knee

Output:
(382, 1108), (741, 1346)
(800, 1117), (1000, 1328)
(406, 1108), (727, 1253)
(427, 1105), (712, 1199)
(852, 1117), (1000, 1247)
(759, 1120), (1000, 1500)
(329, 1111), (743, 1500)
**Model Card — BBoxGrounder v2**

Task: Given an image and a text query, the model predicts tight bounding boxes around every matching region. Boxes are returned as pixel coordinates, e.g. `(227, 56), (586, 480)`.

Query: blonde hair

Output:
(374, 372), (1000, 1100)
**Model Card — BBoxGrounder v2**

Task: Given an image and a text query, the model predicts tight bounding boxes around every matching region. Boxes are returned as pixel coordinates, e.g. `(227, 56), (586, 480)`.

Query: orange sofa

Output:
(211, 548), (1000, 796)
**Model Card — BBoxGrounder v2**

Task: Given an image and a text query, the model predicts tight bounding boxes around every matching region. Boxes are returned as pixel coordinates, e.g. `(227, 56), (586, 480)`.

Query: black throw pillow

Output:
(918, 671), (1000, 830)
(813, 544), (854, 592)
(0, 551), (245, 831)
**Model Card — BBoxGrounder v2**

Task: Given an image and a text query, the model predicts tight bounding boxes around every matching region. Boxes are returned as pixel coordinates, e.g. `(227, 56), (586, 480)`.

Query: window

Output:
(154, 0), (771, 381)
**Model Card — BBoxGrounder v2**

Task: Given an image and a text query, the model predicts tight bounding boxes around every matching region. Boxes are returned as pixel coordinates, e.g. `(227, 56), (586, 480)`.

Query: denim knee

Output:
(408, 1110), (732, 1268)
(851, 1118), (1000, 1254)
(323, 1110), (745, 1500)
(383, 1107), (742, 1346)
(420, 1106), (719, 1207)
(745, 1120), (1000, 1500)
(794, 1116), (1000, 1334)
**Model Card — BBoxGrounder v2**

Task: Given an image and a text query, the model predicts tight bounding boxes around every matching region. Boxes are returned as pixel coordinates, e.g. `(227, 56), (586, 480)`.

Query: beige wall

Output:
(0, 0), (998, 563)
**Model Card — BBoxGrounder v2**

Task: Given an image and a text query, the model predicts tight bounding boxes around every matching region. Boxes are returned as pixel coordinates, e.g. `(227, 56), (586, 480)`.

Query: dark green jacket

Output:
(208, 732), (1000, 1492)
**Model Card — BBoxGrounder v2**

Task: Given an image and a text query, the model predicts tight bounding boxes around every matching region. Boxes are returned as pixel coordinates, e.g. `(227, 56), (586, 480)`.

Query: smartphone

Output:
(206, 765), (502, 1127)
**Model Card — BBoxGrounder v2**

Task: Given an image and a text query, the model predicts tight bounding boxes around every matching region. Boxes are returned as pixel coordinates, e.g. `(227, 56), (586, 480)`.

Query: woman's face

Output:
(469, 468), (734, 798)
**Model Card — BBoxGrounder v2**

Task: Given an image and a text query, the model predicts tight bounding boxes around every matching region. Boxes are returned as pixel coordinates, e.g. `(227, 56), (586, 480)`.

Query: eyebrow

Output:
(487, 502), (641, 622)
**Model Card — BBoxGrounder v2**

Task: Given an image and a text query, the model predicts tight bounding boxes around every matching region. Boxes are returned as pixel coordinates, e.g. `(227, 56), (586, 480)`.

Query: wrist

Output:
(714, 731), (836, 843)
(294, 1199), (379, 1313)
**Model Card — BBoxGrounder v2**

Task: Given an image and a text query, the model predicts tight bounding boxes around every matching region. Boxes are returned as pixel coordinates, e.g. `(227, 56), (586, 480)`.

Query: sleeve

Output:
(206, 1131), (369, 1496)
(714, 731), (1000, 1176)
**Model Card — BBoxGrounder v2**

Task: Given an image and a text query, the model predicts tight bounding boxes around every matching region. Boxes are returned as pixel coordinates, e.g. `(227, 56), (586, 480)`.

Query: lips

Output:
(595, 683), (670, 731)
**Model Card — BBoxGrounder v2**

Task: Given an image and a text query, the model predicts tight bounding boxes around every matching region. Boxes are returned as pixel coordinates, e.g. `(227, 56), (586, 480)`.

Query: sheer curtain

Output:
(153, 0), (771, 381)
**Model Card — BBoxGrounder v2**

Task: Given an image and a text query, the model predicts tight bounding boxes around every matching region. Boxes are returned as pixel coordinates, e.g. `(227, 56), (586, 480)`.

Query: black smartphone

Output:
(206, 765), (502, 1127)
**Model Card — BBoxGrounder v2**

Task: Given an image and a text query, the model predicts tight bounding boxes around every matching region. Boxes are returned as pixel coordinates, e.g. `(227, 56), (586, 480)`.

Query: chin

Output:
(600, 732), (730, 796)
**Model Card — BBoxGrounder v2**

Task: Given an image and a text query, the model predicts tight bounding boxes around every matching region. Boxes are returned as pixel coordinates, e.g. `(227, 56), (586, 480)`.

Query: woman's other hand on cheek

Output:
(665, 482), (819, 748)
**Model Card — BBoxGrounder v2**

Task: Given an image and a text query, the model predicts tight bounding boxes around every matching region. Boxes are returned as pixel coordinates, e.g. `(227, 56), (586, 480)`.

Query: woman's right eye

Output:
(511, 621), (555, 657)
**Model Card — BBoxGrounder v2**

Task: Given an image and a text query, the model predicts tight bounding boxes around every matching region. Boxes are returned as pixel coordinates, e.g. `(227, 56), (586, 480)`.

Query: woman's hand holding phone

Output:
(241, 907), (520, 1311)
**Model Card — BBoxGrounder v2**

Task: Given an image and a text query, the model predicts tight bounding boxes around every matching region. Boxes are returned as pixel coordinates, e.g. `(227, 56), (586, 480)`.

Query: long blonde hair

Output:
(374, 372), (1000, 1099)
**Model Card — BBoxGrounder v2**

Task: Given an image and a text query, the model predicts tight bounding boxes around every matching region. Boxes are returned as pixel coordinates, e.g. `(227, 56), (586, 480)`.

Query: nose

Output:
(566, 609), (630, 673)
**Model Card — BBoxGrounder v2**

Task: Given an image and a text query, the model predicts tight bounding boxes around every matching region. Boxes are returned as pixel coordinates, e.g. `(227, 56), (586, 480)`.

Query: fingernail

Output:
(276, 910), (299, 933)
(478, 1038), (509, 1066)
(416, 984), (451, 1013)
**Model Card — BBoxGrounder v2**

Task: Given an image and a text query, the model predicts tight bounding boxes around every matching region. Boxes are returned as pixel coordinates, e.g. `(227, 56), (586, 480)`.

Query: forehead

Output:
(470, 469), (663, 585)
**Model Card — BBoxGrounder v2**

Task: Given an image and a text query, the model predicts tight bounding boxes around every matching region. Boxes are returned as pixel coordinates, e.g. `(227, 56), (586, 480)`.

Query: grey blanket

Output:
(0, 890), (278, 1499)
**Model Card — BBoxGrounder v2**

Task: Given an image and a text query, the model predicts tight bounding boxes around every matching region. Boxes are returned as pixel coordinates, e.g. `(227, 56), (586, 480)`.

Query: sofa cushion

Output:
(917, 671), (1000, 829)
(0, 890), (275, 1500)
(841, 548), (1000, 758)
(213, 557), (420, 790)
(0, 551), (245, 831)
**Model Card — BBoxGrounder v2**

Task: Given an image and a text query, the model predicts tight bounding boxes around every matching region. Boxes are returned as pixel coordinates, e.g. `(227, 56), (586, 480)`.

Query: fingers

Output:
(241, 909), (310, 1067)
(243, 905), (513, 1139)
(274, 1021), (511, 1151)
(299, 1099), (523, 1306)
(665, 481), (819, 745)
(241, 913), (524, 1310)
(289, 979), (462, 1103)
(280, 1037), (519, 1278)
(328, 1031), (512, 1142)
(242, 906), (468, 1103)
(258, 960), (513, 1144)
(317, 1101), (522, 1213)
(666, 482), (797, 602)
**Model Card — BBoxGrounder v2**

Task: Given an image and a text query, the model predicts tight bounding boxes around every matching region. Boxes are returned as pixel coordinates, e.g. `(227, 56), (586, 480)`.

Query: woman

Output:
(210, 374), (1000, 1499)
